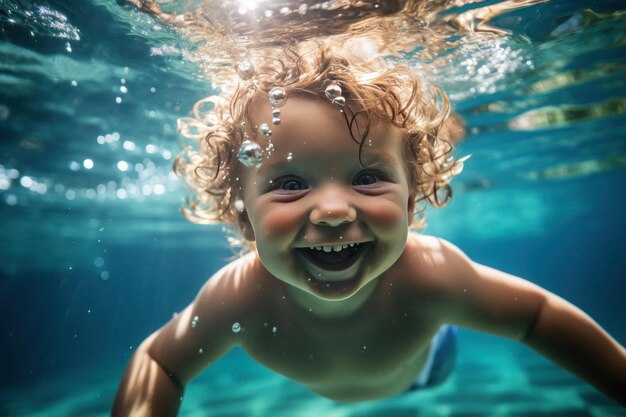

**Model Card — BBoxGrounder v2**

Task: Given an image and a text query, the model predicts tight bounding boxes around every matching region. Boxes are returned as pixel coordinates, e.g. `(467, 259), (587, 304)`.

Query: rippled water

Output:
(1, 1), (625, 260)
(1, 0), (626, 414)
(0, 0), (623, 273)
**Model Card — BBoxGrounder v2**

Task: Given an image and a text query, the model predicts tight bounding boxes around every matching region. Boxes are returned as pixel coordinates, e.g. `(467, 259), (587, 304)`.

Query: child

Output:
(112, 47), (626, 416)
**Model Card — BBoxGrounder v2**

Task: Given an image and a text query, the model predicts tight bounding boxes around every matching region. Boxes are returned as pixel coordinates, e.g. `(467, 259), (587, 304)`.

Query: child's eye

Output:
(353, 171), (381, 186)
(270, 176), (308, 192)
(282, 179), (307, 191)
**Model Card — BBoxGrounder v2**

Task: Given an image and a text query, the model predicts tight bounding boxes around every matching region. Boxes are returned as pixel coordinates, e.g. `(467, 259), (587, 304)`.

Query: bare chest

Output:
(242, 307), (440, 401)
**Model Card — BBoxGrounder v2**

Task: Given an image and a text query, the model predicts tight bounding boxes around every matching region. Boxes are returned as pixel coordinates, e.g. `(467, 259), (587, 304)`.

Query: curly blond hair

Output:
(173, 45), (465, 243)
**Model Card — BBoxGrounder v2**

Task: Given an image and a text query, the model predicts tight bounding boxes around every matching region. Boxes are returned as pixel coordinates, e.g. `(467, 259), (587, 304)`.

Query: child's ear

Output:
(407, 195), (416, 224)
(237, 209), (256, 242)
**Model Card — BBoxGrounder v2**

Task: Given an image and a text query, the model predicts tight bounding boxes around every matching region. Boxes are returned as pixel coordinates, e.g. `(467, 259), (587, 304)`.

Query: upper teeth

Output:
(309, 243), (357, 252)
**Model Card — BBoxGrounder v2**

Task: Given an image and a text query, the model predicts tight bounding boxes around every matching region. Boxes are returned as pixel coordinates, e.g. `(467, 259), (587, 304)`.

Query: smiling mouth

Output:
(295, 242), (370, 279)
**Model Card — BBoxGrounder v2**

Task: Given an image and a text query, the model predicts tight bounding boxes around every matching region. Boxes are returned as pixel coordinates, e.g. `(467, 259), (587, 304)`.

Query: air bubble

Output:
(238, 60), (255, 80)
(269, 87), (287, 108)
(331, 96), (346, 108)
(191, 316), (199, 328)
(232, 322), (241, 333)
(237, 140), (263, 168)
(258, 123), (272, 137)
(325, 83), (342, 99)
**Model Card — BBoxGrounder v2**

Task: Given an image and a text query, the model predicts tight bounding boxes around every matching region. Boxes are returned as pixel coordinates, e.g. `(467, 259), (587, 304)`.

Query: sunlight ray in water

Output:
(510, 97), (626, 130)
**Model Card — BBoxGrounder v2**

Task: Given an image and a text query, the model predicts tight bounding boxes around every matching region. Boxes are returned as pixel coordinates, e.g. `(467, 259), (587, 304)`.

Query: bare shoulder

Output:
(194, 251), (270, 319)
(407, 233), (467, 259)
(143, 251), (273, 384)
(404, 233), (548, 338)
(401, 233), (470, 285)
(186, 251), (279, 342)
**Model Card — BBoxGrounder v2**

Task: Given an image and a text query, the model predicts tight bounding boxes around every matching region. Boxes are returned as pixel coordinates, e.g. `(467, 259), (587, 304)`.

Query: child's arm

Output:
(111, 330), (189, 417)
(112, 261), (249, 417)
(426, 238), (626, 406)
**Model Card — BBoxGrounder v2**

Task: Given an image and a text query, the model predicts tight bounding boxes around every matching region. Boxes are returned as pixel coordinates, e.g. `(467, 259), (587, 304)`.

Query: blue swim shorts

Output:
(408, 325), (457, 390)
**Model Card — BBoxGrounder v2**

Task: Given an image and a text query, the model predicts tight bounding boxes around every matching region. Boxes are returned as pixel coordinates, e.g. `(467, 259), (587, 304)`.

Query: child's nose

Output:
(309, 185), (357, 227)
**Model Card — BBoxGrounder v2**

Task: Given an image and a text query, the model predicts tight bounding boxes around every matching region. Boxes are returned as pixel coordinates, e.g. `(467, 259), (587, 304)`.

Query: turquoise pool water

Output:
(1, 0), (625, 415)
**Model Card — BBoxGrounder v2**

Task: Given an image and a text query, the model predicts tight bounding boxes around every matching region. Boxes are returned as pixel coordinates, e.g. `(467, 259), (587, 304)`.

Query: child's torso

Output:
(235, 245), (444, 402)
(244, 304), (439, 401)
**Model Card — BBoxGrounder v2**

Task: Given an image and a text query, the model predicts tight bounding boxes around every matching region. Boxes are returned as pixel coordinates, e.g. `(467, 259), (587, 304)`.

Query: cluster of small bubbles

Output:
(265, 140), (274, 158)
(287, 152), (293, 162)
(269, 87), (286, 125)
(237, 140), (263, 168)
(234, 199), (245, 212)
(232, 322), (241, 333)
(18, 175), (49, 194)
(272, 108), (281, 126)
(65, 42), (72, 53)
(258, 123), (272, 137)
(191, 316), (199, 328)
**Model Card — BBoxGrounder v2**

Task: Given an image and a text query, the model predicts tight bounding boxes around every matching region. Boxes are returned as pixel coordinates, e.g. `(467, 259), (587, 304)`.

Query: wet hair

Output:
(173, 45), (463, 244)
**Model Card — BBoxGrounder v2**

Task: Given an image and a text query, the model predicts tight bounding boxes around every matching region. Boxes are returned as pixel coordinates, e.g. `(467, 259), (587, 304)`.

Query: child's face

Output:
(238, 94), (415, 302)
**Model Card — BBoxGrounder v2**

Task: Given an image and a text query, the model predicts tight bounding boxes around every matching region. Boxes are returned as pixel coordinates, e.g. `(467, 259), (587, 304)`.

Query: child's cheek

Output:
(256, 206), (302, 240)
(365, 201), (408, 235)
